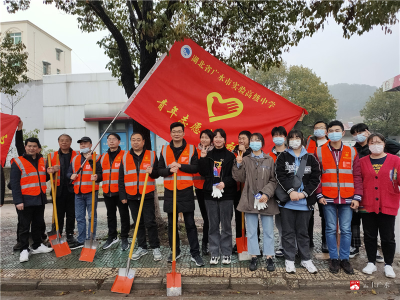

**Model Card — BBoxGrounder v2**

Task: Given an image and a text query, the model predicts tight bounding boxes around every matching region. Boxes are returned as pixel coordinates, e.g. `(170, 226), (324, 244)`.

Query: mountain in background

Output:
(328, 83), (377, 124)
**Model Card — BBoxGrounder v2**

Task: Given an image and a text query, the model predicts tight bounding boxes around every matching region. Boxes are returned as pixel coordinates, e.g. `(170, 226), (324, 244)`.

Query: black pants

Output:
(19, 205), (45, 251)
(309, 203), (326, 244)
(195, 188), (209, 245)
(363, 212), (396, 265)
(104, 195), (130, 239)
(128, 198), (160, 249)
(16, 207), (21, 242)
(167, 211), (200, 257)
(351, 211), (362, 248)
(56, 190), (76, 237)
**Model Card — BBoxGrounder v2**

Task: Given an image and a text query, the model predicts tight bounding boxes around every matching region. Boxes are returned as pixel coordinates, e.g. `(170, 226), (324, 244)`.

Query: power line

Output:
(72, 50), (94, 72)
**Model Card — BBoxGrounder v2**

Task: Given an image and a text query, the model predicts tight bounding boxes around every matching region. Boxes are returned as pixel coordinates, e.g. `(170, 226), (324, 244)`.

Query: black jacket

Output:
(232, 145), (252, 157)
(354, 139), (400, 159)
(119, 148), (159, 201)
(275, 151), (321, 210)
(158, 139), (198, 213)
(198, 146), (236, 201)
(10, 153), (50, 207)
(67, 153), (102, 194)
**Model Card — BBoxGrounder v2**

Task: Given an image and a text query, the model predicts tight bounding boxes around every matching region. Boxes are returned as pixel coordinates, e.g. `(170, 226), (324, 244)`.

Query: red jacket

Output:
(360, 153), (400, 216)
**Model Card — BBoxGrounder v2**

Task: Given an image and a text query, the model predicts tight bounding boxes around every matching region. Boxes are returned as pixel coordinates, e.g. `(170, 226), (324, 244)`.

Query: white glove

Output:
(258, 202), (267, 210)
(212, 185), (223, 198)
(254, 196), (260, 209)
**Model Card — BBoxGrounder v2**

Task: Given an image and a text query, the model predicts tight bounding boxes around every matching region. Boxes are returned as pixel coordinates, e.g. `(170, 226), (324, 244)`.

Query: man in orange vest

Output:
(100, 133), (130, 251)
(10, 137), (53, 263)
(67, 136), (102, 250)
(158, 122), (204, 267)
(315, 120), (363, 275)
(46, 134), (80, 246)
(119, 132), (161, 261)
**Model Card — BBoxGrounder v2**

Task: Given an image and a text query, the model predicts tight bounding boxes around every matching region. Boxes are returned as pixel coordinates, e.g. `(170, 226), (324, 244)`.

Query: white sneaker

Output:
(301, 260), (317, 274)
(31, 243), (53, 254)
(19, 249), (31, 262)
(376, 250), (384, 263)
(210, 256), (220, 265)
(385, 265), (396, 278)
(362, 262), (377, 275)
(222, 255), (231, 265)
(285, 260), (296, 273)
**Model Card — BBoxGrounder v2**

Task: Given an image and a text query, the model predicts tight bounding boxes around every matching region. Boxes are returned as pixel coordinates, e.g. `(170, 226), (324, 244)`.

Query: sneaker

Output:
(340, 259), (354, 275)
(301, 260), (318, 274)
(131, 247), (148, 260)
(210, 256), (220, 265)
(167, 252), (181, 263)
(202, 243), (209, 256)
(249, 257), (258, 271)
(285, 260), (296, 273)
(349, 246), (359, 258)
(362, 262), (377, 275)
(321, 241), (329, 253)
(222, 255), (231, 265)
(120, 238), (129, 251)
(329, 259), (340, 274)
(102, 237), (119, 250)
(191, 255), (205, 267)
(376, 250), (384, 263)
(266, 257), (275, 272)
(69, 241), (84, 250)
(13, 242), (22, 252)
(42, 236), (49, 244)
(19, 249), (31, 263)
(67, 236), (77, 246)
(384, 265), (396, 278)
(275, 249), (284, 258)
(31, 243), (53, 254)
(153, 248), (162, 261)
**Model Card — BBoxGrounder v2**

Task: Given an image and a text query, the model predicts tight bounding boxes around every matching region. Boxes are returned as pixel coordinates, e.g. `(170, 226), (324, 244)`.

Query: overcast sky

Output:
(1, 2), (399, 88)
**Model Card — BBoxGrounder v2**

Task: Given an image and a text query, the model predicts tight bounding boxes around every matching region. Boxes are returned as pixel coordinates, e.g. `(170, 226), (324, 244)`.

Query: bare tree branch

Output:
(131, 0), (143, 21)
(126, 0), (140, 52)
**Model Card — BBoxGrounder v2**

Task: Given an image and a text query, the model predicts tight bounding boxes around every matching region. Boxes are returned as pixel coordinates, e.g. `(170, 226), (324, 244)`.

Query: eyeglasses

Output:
(314, 127), (326, 130)
(107, 138), (119, 141)
(171, 131), (183, 134)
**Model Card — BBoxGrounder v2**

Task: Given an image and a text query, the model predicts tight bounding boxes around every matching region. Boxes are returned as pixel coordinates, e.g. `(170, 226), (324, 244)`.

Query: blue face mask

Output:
(328, 132), (343, 142)
(273, 137), (285, 146)
(250, 141), (262, 151)
(354, 133), (367, 143)
(314, 129), (326, 138)
(80, 147), (91, 154)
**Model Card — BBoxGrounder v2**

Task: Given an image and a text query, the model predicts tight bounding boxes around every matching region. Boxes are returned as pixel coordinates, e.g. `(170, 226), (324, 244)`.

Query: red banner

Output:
(123, 39), (307, 151)
(0, 112), (20, 166)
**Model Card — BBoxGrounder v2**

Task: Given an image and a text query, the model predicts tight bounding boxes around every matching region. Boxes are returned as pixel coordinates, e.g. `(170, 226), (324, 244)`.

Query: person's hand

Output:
(170, 166), (179, 173)
(53, 165), (60, 172)
(364, 129), (371, 137)
(70, 174), (78, 181)
(216, 181), (225, 190)
(145, 166), (153, 174)
(17, 120), (23, 131)
(169, 162), (181, 169)
(121, 199), (127, 204)
(238, 144), (246, 152)
(91, 174), (98, 181)
(201, 146), (209, 158)
(290, 191), (300, 201)
(298, 111), (306, 122)
(47, 167), (55, 174)
(260, 194), (269, 203)
(236, 151), (243, 164)
(16, 203), (24, 210)
(318, 197), (327, 205)
(350, 200), (359, 210)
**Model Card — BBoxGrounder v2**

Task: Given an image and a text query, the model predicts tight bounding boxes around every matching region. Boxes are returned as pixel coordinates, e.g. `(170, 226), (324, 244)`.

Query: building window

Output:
(43, 61), (51, 75)
(9, 32), (22, 44)
(57, 69), (60, 74)
(55, 48), (63, 61)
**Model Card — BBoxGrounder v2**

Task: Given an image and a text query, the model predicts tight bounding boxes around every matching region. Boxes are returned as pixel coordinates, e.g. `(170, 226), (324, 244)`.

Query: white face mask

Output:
(369, 144), (384, 155)
(80, 147), (91, 154)
(289, 140), (302, 150)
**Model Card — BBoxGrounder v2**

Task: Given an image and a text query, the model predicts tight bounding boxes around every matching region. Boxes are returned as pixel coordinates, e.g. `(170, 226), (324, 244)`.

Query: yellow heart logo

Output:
(207, 92), (243, 123)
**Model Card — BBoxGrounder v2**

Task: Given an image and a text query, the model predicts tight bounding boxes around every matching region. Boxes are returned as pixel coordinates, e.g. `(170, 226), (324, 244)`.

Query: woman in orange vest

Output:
(193, 129), (214, 256)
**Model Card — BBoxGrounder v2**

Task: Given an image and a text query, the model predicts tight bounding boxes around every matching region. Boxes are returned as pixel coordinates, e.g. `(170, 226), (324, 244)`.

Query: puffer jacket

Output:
(232, 153), (279, 216)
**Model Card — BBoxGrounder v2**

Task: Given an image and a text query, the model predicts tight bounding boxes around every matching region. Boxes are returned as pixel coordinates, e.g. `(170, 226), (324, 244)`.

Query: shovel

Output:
(236, 212), (252, 261)
(48, 154), (61, 245)
(48, 154), (71, 257)
(79, 152), (99, 262)
(111, 173), (149, 294)
(167, 173), (181, 297)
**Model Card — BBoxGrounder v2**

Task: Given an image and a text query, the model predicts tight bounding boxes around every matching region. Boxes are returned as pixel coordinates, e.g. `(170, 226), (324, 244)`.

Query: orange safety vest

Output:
(306, 136), (329, 154)
(193, 149), (205, 189)
(71, 154), (101, 194)
(11, 156), (47, 196)
(122, 150), (156, 195)
(100, 150), (125, 194)
(49, 150), (80, 186)
(162, 144), (195, 190)
(268, 151), (277, 163)
(316, 143), (357, 199)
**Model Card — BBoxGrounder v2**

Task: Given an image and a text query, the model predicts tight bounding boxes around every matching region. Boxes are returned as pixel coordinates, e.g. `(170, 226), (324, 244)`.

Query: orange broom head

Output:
(79, 247), (96, 262)
(52, 242), (71, 258)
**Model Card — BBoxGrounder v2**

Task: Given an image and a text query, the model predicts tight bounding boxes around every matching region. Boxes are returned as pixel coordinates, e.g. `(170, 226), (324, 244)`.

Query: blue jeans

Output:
(245, 213), (274, 256)
(323, 203), (353, 260)
(75, 191), (98, 244)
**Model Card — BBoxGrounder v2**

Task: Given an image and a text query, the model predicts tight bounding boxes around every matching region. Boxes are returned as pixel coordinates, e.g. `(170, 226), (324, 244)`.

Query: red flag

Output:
(123, 39), (307, 151)
(0, 112), (20, 166)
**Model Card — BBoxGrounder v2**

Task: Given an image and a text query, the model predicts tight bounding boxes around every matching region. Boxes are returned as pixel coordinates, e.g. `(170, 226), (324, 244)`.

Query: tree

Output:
(1, 89), (28, 115)
(360, 87), (400, 137)
(5, 0), (400, 144)
(0, 32), (29, 96)
(248, 63), (337, 137)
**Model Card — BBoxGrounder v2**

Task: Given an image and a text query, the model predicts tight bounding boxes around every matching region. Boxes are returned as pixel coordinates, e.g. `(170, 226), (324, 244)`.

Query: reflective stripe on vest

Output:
(50, 150), (79, 186)
(71, 154), (100, 194)
(317, 144), (356, 199)
(122, 150), (156, 196)
(100, 150), (125, 194)
(306, 136), (317, 154)
(12, 156), (47, 196)
(193, 149), (205, 189)
(162, 144), (195, 190)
